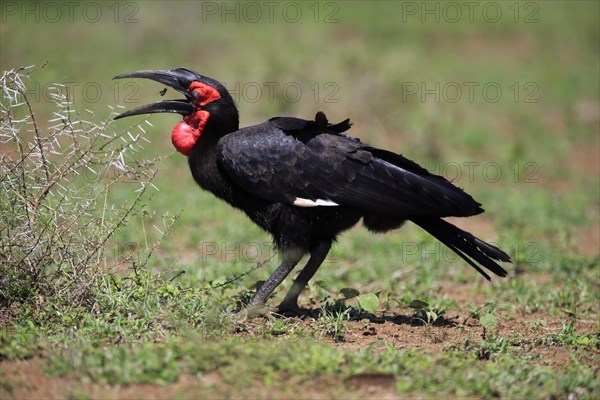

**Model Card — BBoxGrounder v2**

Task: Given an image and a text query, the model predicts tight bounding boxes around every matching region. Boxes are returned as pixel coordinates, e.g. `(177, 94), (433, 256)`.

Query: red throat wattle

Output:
(171, 81), (221, 156)
(171, 110), (210, 156)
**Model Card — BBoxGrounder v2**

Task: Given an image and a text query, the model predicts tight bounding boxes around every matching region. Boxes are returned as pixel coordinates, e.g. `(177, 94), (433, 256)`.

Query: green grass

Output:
(1, 1), (599, 399)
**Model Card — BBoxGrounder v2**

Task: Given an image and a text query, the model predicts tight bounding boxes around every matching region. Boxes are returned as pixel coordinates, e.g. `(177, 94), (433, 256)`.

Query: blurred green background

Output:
(1, 1), (598, 281)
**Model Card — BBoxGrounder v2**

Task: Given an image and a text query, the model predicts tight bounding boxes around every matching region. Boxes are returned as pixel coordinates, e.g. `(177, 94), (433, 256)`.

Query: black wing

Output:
(217, 114), (483, 218)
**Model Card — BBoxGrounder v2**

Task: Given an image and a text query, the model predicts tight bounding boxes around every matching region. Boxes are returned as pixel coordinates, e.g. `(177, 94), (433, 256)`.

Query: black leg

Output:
(250, 249), (303, 306)
(276, 239), (331, 313)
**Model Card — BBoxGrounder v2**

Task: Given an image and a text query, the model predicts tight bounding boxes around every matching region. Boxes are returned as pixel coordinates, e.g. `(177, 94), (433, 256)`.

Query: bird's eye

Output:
(188, 81), (221, 106)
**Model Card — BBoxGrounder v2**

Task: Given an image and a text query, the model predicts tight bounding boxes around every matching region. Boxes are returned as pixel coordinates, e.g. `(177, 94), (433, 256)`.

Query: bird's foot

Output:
(274, 301), (318, 319)
(237, 300), (318, 320)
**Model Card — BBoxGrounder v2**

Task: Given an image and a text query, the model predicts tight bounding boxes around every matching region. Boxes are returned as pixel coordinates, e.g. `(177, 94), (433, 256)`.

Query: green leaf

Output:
(358, 293), (379, 314)
(210, 276), (227, 287)
(339, 287), (360, 300)
(408, 299), (429, 310)
(479, 313), (498, 330)
(426, 310), (439, 323)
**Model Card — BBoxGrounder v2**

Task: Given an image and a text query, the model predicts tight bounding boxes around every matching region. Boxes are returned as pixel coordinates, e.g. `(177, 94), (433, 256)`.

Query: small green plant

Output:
(270, 320), (288, 336)
(357, 292), (380, 315)
(479, 313), (498, 339)
(318, 307), (351, 342)
(528, 318), (548, 333)
(408, 299), (446, 325)
(547, 321), (600, 350)
(464, 334), (516, 360)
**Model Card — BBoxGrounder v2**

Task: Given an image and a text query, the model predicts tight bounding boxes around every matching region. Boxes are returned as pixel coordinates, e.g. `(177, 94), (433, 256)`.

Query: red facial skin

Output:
(189, 81), (221, 106)
(170, 81), (221, 155)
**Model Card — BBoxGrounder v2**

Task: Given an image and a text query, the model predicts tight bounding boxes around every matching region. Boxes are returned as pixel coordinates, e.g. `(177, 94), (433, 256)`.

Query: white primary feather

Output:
(293, 197), (339, 207)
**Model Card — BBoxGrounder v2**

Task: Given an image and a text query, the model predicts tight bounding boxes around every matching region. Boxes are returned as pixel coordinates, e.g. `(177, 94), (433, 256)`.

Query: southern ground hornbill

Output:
(114, 68), (511, 315)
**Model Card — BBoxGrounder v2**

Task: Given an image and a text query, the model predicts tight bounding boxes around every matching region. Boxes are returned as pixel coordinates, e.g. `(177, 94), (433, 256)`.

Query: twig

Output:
(211, 252), (277, 289)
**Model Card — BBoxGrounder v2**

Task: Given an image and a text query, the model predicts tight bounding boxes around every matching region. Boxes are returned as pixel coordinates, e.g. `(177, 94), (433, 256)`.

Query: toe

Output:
(274, 301), (317, 318)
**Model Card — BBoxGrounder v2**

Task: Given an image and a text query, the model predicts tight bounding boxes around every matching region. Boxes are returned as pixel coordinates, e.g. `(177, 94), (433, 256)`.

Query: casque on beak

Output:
(112, 69), (201, 120)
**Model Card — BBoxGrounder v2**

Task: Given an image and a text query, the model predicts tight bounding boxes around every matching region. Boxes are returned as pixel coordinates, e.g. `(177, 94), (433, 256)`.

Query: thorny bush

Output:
(0, 65), (172, 316)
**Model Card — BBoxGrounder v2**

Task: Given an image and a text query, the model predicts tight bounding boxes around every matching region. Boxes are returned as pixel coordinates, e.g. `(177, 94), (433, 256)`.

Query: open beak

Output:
(113, 69), (199, 120)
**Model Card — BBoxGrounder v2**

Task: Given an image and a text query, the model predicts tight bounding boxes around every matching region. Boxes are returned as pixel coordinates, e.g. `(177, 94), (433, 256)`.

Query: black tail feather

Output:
(411, 217), (511, 280)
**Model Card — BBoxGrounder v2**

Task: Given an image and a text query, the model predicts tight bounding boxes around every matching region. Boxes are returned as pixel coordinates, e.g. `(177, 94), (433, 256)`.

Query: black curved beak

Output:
(113, 69), (200, 120)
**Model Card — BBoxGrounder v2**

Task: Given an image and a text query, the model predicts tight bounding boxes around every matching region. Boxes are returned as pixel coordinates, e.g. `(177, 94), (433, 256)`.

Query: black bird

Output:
(114, 68), (511, 315)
